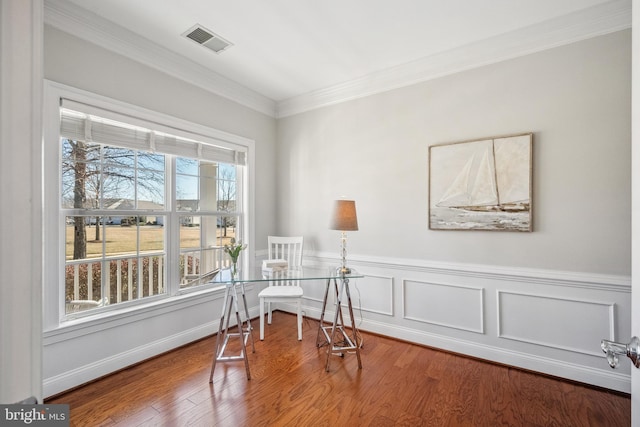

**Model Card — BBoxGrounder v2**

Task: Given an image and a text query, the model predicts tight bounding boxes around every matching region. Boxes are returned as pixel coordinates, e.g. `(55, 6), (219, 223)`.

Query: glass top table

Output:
(208, 264), (364, 379)
(208, 266), (364, 284)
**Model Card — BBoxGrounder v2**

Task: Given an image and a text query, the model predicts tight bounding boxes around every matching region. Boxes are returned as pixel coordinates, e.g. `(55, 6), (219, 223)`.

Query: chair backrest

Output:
(268, 235), (303, 267)
(268, 236), (303, 287)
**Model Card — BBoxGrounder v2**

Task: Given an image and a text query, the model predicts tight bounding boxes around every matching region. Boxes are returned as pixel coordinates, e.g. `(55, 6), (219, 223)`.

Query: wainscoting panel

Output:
(300, 273), (393, 316)
(497, 291), (615, 357)
(403, 279), (484, 333)
(303, 253), (632, 393)
(299, 279), (329, 303)
(347, 274), (393, 316)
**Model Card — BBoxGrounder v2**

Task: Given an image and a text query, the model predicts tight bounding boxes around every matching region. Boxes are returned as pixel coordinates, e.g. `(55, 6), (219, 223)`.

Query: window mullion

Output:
(167, 156), (180, 296)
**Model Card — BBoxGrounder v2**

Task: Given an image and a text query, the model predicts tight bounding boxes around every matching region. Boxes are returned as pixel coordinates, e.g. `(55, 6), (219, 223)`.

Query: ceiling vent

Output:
(182, 24), (233, 54)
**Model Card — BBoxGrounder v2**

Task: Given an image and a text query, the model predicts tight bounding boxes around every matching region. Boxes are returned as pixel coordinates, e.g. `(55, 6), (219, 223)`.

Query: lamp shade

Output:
(330, 200), (359, 231)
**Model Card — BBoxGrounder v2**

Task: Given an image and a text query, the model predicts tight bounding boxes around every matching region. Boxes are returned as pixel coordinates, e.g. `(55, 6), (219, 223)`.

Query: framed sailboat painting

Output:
(429, 133), (533, 231)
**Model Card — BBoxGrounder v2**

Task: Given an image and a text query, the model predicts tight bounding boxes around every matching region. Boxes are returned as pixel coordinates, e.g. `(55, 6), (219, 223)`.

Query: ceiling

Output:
(45, 0), (631, 117)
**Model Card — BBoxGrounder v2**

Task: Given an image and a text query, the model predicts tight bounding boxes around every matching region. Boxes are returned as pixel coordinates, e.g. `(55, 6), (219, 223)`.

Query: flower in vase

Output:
(224, 238), (247, 271)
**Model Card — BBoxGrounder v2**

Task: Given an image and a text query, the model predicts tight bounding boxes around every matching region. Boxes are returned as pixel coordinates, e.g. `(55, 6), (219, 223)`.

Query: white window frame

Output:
(42, 80), (255, 332)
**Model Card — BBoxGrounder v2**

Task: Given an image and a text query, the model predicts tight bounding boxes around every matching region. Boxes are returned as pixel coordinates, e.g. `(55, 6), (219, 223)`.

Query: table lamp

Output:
(330, 199), (358, 275)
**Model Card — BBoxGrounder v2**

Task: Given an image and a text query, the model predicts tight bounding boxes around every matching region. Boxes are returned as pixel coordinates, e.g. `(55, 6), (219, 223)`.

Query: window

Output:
(45, 83), (253, 323)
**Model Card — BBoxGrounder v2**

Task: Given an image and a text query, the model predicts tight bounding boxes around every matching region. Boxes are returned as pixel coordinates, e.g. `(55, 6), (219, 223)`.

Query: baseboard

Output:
(43, 305), (261, 398)
(278, 302), (631, 393)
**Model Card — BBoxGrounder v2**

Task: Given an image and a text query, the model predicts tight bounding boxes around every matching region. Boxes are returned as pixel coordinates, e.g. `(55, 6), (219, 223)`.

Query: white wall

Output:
(277, 30), (633, 391)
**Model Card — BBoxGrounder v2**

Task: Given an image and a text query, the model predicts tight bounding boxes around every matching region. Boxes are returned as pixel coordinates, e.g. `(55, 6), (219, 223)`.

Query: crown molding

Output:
(44, 0), (276, 117)
(276, 0), (632, 118)
(43, 0), (631, 120)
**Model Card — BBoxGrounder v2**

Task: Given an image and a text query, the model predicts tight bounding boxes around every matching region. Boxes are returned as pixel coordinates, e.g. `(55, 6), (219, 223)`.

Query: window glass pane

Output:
(176, 157), (198, 175)
(138, 153), (166, 209)
(217, 164), (236, 212)
(179, 214), (238, 289)
(176, 157), (202, 212)
(61, 166), (76, 209)
(103, 166), (135, 204)
(103, 146), (136, 168)
(176, 174), (198, 208)
(200, 162), (217, 180)
(64, 216), (107, 259)
(65, 260), (103, 314)
(199, 166), (217, 211)
(140, 219), (164, 251)
(104, 221), (138, 255)
(137, 180), (165, 210)
(176, 158), (227, 213)
(65, 216), (91, 260)
(180, 216), (201, 249)
(61, 140), (102, 209)
(137, 152), (165, 171)
(180, 215), (201, 287)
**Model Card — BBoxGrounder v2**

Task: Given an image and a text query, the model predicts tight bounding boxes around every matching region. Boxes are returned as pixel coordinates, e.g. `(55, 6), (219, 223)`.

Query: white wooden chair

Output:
(258, 236), (304, 340)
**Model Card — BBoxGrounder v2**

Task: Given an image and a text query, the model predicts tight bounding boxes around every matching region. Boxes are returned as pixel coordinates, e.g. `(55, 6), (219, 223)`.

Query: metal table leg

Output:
(209, 281), (255, 382)
(316, 276), (362, 371)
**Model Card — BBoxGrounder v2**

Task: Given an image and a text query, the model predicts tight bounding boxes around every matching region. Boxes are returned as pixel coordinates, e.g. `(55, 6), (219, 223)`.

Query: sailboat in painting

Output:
(436, 136), (530, 213)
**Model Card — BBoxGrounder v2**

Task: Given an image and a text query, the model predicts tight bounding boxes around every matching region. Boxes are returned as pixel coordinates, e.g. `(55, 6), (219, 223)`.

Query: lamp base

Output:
(336, 266), (351, 275)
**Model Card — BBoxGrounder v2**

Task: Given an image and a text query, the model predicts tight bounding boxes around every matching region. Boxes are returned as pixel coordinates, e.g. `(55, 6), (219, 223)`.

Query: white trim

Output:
(43, 0), (631, 118)
(277, 0), (632, 117)
(305, 251), (631, 292)
(0, 0), (44, 404)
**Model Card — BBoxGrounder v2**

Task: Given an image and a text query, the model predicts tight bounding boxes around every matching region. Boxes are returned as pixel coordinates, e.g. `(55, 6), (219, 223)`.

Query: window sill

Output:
(43, 284), (252, 345)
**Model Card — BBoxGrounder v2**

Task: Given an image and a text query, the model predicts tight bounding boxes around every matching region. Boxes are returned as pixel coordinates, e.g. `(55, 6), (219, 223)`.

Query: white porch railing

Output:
(65, 252), (165, 313)
(65, 246), (235, 314)
(180, 246), (231, 287)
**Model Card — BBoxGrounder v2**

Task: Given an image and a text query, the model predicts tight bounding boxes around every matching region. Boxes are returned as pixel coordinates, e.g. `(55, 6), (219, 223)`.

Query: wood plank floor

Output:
(47, 312), (631, 426)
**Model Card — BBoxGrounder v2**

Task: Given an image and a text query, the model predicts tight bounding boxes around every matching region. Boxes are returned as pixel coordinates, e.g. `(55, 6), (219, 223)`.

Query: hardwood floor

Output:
(47, 312), (631, 426)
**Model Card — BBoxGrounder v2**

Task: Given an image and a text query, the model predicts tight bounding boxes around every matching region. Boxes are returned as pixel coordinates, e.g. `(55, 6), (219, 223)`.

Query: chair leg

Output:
(267, 301), (272, 324)
(297, 299), (302, 341)
(259, 297), (265, 340)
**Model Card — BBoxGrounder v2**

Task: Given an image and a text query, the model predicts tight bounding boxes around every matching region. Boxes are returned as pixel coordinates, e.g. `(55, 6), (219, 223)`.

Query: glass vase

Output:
(231, 261), (238, 279)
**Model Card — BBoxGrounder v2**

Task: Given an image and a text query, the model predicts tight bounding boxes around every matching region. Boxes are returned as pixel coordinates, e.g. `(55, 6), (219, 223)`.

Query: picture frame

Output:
(428, 133), (533, 232)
